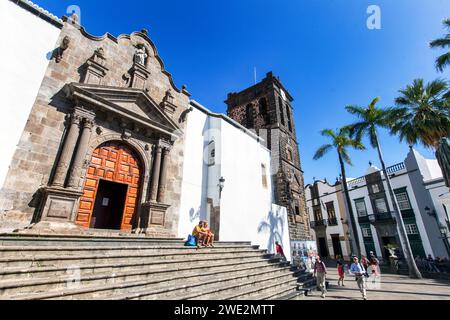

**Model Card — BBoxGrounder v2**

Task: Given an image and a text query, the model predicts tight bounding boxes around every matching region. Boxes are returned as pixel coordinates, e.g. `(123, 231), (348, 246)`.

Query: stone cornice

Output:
(64, 83), (182, 139)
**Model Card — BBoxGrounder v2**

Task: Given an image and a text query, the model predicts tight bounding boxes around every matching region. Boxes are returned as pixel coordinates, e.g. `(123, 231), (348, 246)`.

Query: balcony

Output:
(310, 219), (328, 228)
(358, 215), (370, 224)
(386, 162), (406, 175)
(328, 217), (338, 226)
(368, 212), (395, 223)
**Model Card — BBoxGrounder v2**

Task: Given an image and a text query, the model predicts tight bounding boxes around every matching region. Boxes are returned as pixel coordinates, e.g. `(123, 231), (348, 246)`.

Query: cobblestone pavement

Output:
(303, 268), (450, 300)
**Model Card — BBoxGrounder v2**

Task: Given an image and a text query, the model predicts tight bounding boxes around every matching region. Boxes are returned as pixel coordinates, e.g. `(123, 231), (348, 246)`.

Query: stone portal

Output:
(76, 142), (142, 231)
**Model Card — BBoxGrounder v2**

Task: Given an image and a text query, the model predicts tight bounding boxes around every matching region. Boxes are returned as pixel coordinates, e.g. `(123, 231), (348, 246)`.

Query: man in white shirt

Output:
(349, 256), (368, 300)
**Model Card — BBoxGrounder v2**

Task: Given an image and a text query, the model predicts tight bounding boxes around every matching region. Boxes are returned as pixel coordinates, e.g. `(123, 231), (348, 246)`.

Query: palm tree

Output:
(392, 79), (450, 149)
(313, 127), (365, 257)
(430, 19), (450, 72)
(346, 97), (422, 279)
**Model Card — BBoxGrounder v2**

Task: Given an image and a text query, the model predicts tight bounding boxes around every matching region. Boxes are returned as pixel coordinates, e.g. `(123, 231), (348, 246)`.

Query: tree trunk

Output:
(374, 134), (422, 279)
(338, 150), (361, 257)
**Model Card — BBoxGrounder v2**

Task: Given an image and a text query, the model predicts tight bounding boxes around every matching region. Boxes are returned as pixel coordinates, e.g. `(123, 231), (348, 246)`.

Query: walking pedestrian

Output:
(350, 256), (368, 300)
(336, 255), (345, 286)
(313, 255), (327, 298)
(369, 252), (380, 277)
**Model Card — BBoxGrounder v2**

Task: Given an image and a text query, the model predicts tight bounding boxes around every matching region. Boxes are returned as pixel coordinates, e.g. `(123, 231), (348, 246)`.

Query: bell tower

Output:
(225, 72), (311, 241)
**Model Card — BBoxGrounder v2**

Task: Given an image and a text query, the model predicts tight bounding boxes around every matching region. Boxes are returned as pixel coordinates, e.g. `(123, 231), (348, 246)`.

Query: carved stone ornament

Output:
(134, 44), (148, 67)
(81, 47), (109, 84)
(55, 36), (70, 63)
(161, 89), (177, 115)
(122, 129), (132, 141)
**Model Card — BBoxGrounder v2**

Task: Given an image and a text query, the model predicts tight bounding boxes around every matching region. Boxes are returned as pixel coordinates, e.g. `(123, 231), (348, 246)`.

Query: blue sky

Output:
(34, 0), (449, 183)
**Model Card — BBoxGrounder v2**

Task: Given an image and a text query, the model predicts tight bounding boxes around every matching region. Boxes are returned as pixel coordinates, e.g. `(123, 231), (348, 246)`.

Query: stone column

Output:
(53, 114), (82, 187)
(157, 147), (170, 203)
(150, 145), (162, 202)
(67, 118), (94, 189)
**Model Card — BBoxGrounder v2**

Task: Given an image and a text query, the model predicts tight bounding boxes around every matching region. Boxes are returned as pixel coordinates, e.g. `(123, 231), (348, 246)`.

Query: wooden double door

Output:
(76, 142), (142, 231)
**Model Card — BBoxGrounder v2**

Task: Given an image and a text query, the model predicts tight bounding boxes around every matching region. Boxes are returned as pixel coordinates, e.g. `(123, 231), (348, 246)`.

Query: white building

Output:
(306, 147), (450, 261)
(178, 100), (291, 260)
(0, 0), (62, 188)
(304, 179), (351, 260)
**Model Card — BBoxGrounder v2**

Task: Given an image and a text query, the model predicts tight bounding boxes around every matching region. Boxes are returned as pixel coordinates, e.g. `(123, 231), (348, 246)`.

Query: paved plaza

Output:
(304, 268), (450, 300)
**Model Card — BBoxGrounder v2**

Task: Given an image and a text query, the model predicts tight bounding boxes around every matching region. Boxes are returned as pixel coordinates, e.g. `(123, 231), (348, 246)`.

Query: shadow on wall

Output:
(189, 207), (200, 223)
(257, 208), (285, 254)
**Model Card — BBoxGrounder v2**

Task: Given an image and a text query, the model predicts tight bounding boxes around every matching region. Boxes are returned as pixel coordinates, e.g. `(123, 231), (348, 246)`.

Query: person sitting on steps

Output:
(201, 221), (215, 247)
(192, 221), (209, 248)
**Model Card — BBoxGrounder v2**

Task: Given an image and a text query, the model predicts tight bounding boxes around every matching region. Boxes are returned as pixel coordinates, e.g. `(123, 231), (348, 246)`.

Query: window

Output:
(355, 199), (368, 217)
(246, 104), (254, 128)
(375, 198), (388, 213)
(405, 224), (419, 235)
(261, 164), (268, 188)
(259, 98), (269, 123)
(287, 149), (293, 162)
(207, 141), (215, 166)
(370, 184), (380, 193)
(295, 205), (300, 216)
(326, 202), (336, 220)
(395, 191), (412, 211)
(362, 228), (372, 237)
(313, 205), (322, 221)
(286, 105), (293, 132)
(278, 97), (285, 126)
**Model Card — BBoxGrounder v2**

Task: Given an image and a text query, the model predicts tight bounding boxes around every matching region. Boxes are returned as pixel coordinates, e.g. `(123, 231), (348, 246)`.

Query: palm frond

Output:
(436, 52), (450, 72)
(313, 144), (333, 160)
(340, 148), (353, 166)
(320, 128), (336, 140)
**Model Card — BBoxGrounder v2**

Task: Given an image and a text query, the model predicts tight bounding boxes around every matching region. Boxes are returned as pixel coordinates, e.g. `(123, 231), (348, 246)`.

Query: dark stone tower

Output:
(225, 72), (311, 241)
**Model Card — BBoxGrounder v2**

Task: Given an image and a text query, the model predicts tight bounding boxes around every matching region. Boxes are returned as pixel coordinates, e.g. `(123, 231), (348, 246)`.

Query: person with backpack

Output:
(313, 255), (327, 298)
(350, 256), (368, 300)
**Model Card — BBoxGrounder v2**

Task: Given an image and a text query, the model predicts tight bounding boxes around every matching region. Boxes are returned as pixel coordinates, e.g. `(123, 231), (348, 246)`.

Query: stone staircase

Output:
(0, 234), (314, 300)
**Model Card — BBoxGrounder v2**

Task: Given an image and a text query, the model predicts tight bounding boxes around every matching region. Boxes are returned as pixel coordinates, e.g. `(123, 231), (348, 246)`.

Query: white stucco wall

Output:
(177, 106), (208, 238)
(0, 1), (61, 187)
(178, 102), (290, 257)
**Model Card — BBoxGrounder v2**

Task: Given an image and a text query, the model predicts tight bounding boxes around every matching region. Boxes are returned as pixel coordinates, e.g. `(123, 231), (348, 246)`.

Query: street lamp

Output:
(425, 206), (450, 256)
(218, 177), (225, 198)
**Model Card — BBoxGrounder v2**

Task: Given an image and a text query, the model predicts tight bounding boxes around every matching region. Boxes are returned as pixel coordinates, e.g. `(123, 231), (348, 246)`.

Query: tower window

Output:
(278, 97), (285, 126)
(286, 105), (293, 132)
(246, 104), (254, 128)
(259, 98), (269, 124)
(287, 149), (293, 162)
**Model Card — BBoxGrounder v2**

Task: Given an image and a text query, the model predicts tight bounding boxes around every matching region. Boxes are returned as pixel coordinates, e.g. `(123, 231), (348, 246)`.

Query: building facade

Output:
(306, 148), (450, 261)
(226, 73), (311, 241)
(305, 180), (351, 260)
(0, 0), (298, 256)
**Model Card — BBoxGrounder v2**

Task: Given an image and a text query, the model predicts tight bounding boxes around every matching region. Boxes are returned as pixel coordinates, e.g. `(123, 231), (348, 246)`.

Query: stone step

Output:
(0, 245), (259, 258)
(250, 282), (300, 300)
(0, 259), (285, 297)
(0, 249), (269, 269)
(0, 255), (274, 282)
(207, 270), (304, 300)
(183, 273), (298, 300)
(0, 234), (250, 248)
(7, 263), (293, 300)
(107, 267), (295, 300)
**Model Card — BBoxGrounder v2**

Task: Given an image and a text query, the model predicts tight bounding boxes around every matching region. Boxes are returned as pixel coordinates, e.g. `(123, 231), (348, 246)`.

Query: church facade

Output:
(0, 1), (310, 252)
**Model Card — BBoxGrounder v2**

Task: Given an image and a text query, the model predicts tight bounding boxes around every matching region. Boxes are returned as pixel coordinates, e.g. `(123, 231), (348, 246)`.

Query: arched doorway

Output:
(76, 141), (143, 231)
